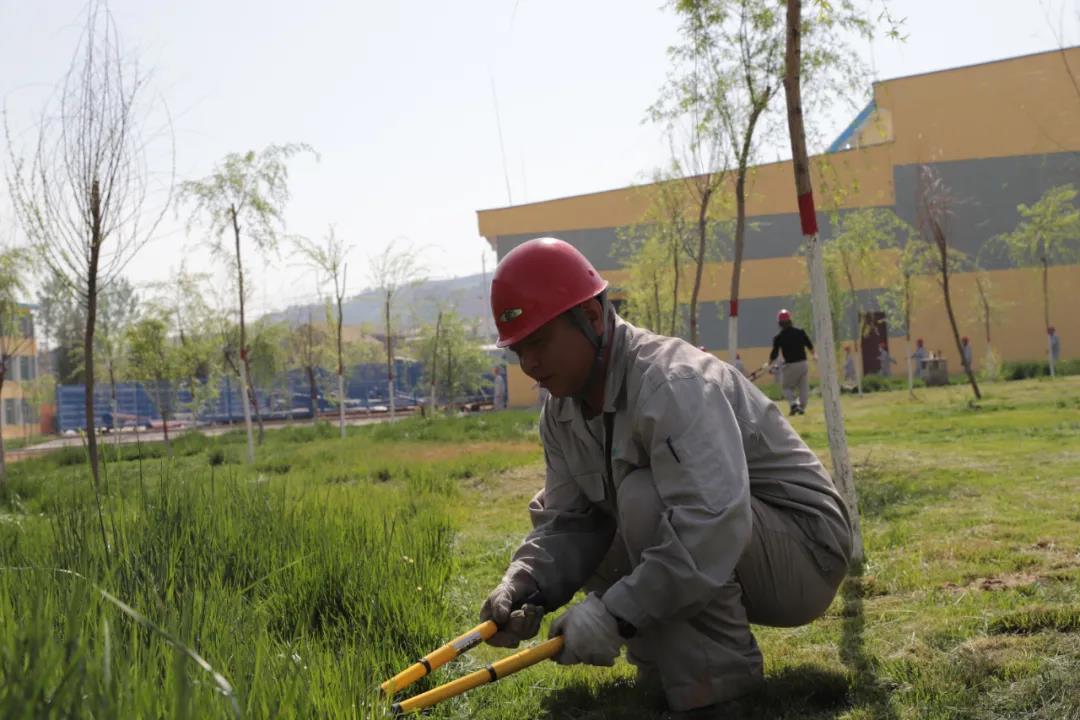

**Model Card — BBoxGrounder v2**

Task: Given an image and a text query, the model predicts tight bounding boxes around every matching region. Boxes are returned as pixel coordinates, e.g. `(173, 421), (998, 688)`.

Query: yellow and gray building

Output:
(1, 311), (40, 441)
(477, 49), (1080, 407)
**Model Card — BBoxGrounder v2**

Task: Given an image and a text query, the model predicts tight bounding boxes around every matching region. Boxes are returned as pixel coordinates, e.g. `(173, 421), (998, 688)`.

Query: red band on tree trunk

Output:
(797, 192), (818, 236)
(729, 300), (738, 317)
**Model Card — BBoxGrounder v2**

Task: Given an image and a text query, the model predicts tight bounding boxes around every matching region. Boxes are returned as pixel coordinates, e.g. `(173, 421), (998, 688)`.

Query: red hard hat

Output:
(961, 336), (969, 343)
(491, 237), (608, 348)
(777, 309), (791, 323)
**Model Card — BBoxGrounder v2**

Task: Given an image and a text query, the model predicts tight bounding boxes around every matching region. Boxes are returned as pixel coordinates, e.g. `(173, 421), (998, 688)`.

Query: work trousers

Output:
(780, 359), (809, 409)
(530, 468), (848, 712)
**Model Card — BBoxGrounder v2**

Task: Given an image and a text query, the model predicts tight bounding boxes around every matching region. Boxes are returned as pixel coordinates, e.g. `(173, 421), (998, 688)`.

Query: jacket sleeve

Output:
(769, 334), (780, 362)
(802, 330), (815, 352)
(507, 408), (616, 610)
(601, 373), (752, 630)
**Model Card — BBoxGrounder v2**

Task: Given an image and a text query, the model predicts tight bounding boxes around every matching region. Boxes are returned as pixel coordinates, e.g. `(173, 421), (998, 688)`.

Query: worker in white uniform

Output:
(479, 238), (852, 719)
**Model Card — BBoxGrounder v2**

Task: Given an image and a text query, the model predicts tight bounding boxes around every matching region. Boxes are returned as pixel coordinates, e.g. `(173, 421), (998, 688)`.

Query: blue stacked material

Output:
(54, 359), (433, 432)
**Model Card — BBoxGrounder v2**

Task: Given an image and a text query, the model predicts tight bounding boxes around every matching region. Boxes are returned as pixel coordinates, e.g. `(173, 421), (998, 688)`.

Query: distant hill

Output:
(264, 273), (496, 337)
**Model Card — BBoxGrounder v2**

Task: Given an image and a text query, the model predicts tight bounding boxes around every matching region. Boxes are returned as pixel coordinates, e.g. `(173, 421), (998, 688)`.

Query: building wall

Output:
(1, 335), (39, 441)
(477, 49), (1080, 407)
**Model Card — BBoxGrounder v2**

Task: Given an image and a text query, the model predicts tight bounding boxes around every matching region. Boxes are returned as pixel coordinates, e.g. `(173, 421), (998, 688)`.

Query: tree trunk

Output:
(652, 273), (662, 333)
(446, 345), (454, 409)
(0, 372), (6, 485)
(905, 297), (915, 399)
(337, 373), (346, 438)
(670, 235), (681, 336)
(157, 381), (171, 450)
(689, 185), (712, 346)
(336, 293), (346, 438)
(86, 184), (103, 490)
(231, 206), (256, 463)
(86, 179), (110, 561)
(1042, 256), (1054, 377)
(939, 242), (981, 399)
(109, 364), (119, 446)
(728, 179), (740, 349)
(385, 291), (395, 419)
(843, 268), (863, 396)
(248, 380), (265, 443)
(729, 110), (762, 363)
(783, 0), (863, 564)
(306, 365), (318, 422)
(904, 337), (914, 399)
(85, 287), (99, 478)
(430, 311), (442, 411)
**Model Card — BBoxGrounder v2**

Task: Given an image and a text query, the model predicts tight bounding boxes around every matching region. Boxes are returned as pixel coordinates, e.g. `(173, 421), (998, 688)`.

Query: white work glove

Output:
(549, 593), (623, 666)
(480, 569), (544, 648)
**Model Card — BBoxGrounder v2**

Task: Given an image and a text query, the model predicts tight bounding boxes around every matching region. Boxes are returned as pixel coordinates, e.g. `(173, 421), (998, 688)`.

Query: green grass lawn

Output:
(1, 379), (1078, 718)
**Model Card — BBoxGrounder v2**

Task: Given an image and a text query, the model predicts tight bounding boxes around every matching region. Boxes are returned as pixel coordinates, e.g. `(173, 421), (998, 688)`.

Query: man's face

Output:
(509, 310), (596, 398)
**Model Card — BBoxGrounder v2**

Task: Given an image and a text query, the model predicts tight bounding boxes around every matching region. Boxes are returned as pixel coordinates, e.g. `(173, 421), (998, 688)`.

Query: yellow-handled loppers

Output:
(390, 636), (564, 715)
(379, 591), (544, 697)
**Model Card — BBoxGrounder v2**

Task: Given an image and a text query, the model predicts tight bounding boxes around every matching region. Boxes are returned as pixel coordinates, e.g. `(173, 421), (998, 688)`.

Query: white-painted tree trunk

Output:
(783, 0), (863, 564)
(854, 340), (863, 396)
(238, 357), (255, 464)
(905, 338), (914, 398)
(727, 315), (739, 364)
(807, 242), (863, 562)
(1048, 334), (1056, 378)
(388, 378), (396, 420)
(338, 373), (346, 439)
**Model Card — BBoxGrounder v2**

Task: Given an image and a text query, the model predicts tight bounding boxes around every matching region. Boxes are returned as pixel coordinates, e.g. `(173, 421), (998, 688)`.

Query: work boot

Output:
(789, 403), (800, 416)
(795, 405), (805, 415)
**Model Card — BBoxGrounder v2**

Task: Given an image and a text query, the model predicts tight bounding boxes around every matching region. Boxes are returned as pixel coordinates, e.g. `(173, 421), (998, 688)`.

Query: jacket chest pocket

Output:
(572, 472), (607, 504)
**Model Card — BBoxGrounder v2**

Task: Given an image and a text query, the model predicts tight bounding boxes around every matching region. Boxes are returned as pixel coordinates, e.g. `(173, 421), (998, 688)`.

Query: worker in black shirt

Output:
(769, 309), (816, 416)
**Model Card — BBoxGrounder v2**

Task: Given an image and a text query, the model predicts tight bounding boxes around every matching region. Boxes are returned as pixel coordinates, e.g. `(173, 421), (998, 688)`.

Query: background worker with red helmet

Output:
(480, 237), (851, 718)
(769, 309), (816, 415)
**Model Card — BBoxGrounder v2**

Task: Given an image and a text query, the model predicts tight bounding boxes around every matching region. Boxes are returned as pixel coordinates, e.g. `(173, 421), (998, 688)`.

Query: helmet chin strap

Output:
(567, 291), (612, 403)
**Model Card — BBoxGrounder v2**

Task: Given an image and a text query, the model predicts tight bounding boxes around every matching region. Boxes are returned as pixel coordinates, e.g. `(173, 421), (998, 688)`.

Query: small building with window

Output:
(1, 305), (40, 441)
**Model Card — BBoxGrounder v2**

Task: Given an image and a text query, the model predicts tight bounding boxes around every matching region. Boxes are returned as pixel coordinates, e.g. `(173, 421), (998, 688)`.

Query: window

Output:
(6, 357), (17, 382)
(20, 355), (34, 381)
(2, 399), (16, 426)
(19, 314), (34, 340)
(21, 400), (36, 424)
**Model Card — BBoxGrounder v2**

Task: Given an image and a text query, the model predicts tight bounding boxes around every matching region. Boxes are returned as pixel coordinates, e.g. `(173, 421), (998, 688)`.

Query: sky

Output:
(1, 0), (1077, 320)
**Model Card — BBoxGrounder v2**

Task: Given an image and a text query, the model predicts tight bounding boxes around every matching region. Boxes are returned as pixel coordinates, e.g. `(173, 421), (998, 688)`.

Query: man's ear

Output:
(581, 297), (604, 336)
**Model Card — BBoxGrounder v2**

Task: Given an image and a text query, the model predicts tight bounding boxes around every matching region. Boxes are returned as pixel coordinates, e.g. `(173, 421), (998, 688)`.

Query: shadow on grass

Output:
(838, 565), (899, 719)
(538, 675), (658, 720)
(537, 665), (852, 719)
(536, 567), (899, 719)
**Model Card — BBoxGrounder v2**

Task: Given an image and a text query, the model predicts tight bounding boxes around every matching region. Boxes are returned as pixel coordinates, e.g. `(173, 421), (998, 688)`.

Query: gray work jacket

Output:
(509, 316), (851, 631)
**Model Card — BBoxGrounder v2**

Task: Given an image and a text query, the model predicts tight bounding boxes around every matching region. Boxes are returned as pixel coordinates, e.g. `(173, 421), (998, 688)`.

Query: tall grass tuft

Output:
(0, 437), (460, 718)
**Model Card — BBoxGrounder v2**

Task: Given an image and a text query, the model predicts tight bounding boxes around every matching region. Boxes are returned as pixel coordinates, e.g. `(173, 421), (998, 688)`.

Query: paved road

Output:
(5, 410), (415, 463)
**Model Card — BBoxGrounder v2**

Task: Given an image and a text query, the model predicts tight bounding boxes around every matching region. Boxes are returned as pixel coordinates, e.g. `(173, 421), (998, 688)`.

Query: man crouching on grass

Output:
(478, 238), (852, 719)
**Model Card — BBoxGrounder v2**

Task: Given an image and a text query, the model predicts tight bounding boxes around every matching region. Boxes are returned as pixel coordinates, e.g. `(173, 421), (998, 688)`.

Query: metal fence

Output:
(53, 359), (433, 433)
